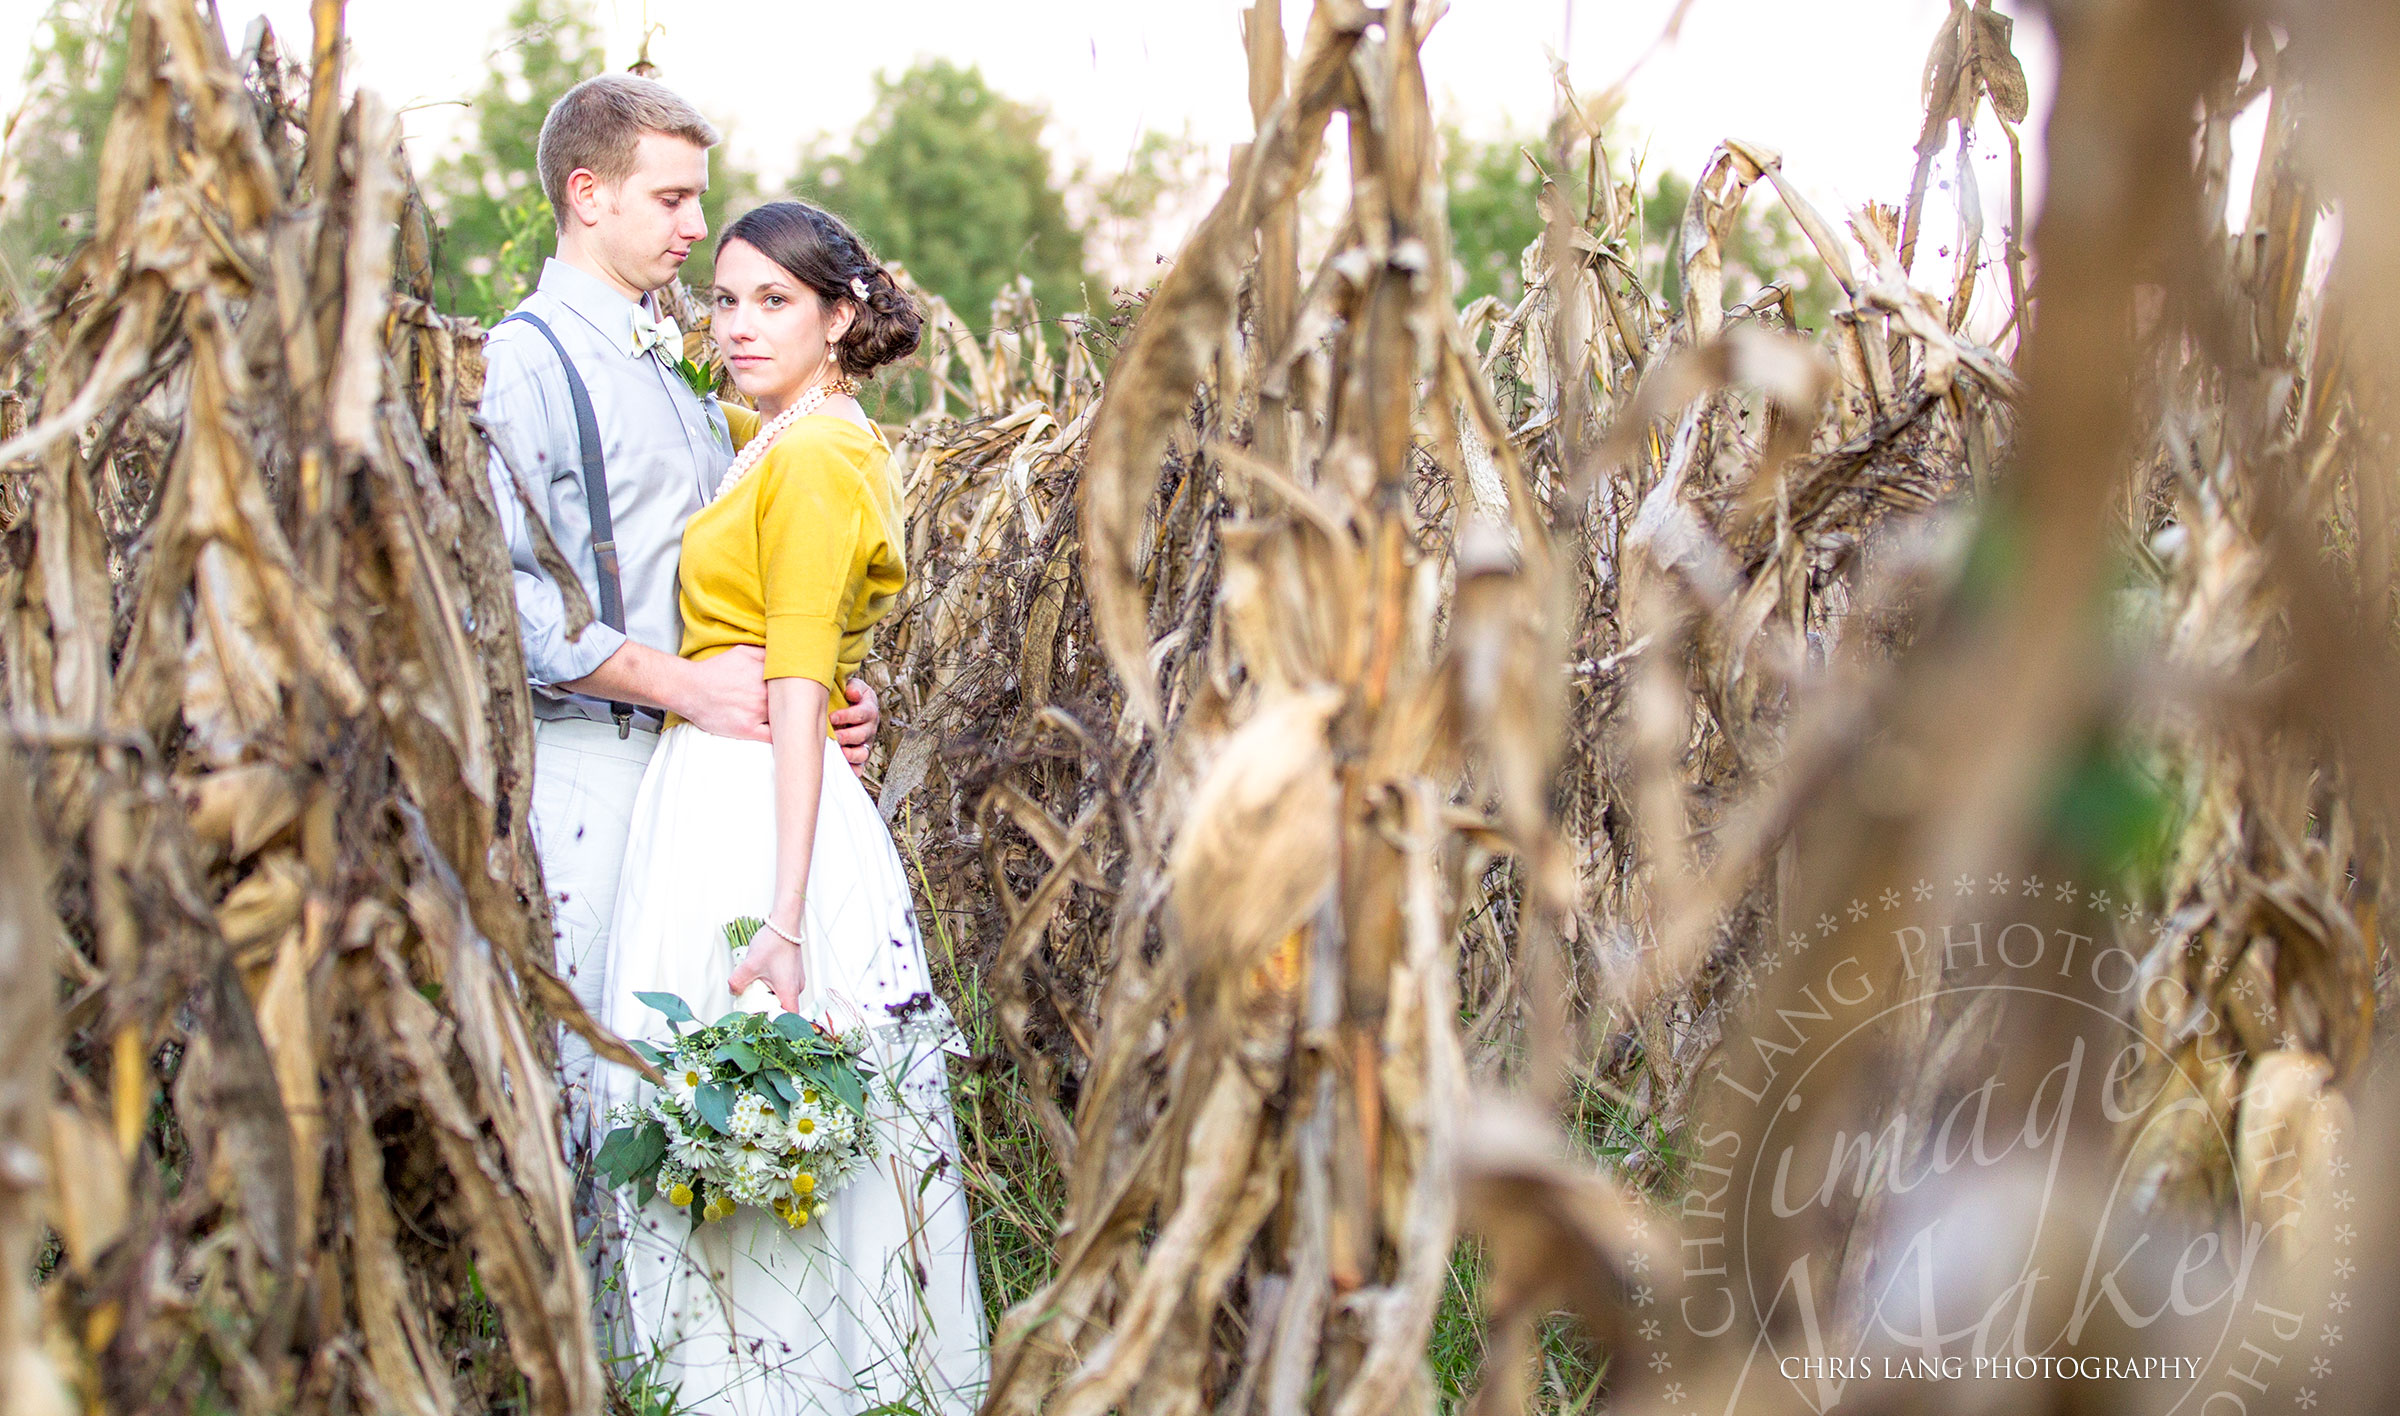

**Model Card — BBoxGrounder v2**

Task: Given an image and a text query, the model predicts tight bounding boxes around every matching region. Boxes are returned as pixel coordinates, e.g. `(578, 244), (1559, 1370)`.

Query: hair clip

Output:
(849, 275), (871, 301)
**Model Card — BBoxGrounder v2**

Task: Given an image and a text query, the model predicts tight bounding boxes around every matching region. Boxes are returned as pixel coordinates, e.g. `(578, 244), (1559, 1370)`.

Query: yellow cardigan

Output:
(677, 405), (905, 701)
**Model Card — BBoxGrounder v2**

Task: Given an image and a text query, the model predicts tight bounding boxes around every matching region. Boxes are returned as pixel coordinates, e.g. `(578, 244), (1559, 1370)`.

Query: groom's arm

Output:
(561, 641), (772, 741)
(565, 653), (879, 761)
(484, 327), (628, 688)
(484, 328), (781, 742)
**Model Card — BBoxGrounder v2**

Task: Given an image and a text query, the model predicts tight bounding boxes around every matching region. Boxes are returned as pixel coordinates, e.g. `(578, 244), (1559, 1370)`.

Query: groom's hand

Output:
(561, 641), (769, 740)
(678, 646), (771, 741)
(831, 678), (880, 772)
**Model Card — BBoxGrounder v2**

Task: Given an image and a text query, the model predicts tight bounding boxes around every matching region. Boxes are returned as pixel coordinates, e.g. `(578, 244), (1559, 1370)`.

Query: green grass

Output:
(604, 1346), (695, 1416)
(451, 1260), (532, 1413)
(1424, 1069), (1671, 1412)
(899, 817), (1068, 1318)
(1431, 1241), (1610, 1414)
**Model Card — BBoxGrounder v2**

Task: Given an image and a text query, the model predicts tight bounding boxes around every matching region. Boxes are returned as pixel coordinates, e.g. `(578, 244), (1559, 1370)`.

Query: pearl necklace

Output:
(711, 373), (861, 503)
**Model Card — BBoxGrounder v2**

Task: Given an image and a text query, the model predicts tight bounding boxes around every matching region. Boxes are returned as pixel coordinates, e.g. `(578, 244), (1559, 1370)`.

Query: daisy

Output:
(662, 1054), (710, 1106)
(729, 1092), (773, 1141)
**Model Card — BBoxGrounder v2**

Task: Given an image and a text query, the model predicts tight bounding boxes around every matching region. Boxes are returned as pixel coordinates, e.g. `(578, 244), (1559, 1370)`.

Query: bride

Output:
(597, 200), (984, 1414)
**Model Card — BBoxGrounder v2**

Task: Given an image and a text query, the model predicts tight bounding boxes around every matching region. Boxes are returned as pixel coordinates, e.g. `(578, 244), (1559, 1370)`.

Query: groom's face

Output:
(585, 131), (712, 295)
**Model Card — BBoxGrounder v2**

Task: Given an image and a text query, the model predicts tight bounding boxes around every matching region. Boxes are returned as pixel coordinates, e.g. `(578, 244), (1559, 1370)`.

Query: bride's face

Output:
(711, 239), (856, 411)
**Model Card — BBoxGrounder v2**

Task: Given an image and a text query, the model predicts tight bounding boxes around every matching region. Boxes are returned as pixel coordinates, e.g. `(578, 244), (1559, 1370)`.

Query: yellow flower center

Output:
(680, 1069), (703, 1088)
(794, 1118), (815, 1135)
(801, 1089), (820, 1104)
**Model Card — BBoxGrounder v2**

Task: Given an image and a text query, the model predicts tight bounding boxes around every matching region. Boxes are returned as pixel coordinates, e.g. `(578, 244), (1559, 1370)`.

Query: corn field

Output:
(3, 1), (2399, 1414)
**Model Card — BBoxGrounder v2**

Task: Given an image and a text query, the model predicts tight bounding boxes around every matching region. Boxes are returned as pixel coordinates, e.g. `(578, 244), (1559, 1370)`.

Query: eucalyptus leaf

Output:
(596, 1120), (667, 1187)
(813, 1063), (868, 1119)
(635, 991), (696, 1028)
(695, 1083), (736, 1135)
(593, 1124), (639, 1185)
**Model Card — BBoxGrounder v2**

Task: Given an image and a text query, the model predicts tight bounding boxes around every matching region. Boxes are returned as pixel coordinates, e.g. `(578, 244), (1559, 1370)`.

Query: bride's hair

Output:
(716, 201), (923, 380)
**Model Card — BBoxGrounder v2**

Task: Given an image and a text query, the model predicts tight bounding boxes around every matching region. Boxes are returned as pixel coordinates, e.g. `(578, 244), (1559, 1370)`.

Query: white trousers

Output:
(530, 715), (661, 1361)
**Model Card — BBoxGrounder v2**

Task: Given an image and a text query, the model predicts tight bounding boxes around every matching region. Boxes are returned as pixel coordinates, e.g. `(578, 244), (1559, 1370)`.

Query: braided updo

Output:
(716, 201), (923, 380)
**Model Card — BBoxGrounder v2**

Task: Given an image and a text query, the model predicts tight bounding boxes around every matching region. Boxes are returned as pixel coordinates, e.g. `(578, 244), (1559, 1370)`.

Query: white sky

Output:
(0, 0), (2107, 294)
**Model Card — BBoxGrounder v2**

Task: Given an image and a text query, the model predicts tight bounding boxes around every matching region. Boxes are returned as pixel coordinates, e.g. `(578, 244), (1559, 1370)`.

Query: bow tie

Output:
(628, 308), (683, 362)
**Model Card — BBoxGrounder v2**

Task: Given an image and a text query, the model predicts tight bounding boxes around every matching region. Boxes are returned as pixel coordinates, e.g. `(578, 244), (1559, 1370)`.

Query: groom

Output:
(481, 73), (882, 1177)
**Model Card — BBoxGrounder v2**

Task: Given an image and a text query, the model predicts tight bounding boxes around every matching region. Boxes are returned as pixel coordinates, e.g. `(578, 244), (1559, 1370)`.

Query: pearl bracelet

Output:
(758, 916), (805, 948)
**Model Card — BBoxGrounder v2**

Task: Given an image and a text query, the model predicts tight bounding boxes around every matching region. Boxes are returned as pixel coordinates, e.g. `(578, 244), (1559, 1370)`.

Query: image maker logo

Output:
(1643, 877), (2349, 1415)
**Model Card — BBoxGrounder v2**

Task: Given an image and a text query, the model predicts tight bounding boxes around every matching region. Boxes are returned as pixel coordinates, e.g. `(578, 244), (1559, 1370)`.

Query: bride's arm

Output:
(733, 429), (880, 1011)
(727, 675), (832, 1011)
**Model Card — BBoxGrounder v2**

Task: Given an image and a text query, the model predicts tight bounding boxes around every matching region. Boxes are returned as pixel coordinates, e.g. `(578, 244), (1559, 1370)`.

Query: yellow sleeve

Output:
(755, 430), (883, 695)
(723, 402), (760, 450)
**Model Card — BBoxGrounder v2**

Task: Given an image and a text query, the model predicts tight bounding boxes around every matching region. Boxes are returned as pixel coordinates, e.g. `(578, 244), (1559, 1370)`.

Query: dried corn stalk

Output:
(957, 4), (1489, 1410)
(0, 5), (614, 1411)
(874, 0), (2399, 1412)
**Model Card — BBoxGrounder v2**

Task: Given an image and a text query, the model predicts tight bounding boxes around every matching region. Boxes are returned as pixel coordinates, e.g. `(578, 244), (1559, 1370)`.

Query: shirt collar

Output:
(535, 257), (649, 354)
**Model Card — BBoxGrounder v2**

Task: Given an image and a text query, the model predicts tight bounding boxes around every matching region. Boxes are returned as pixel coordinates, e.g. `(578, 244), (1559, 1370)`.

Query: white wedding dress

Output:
(596, 725), (986, 1415)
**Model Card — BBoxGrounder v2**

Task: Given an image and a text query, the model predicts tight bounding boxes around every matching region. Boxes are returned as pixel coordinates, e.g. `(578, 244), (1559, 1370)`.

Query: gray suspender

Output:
(499, 310), (638, 737)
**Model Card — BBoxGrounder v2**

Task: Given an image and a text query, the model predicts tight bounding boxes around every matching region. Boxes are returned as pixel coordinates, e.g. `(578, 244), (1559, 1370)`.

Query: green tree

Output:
(1441, 127), (1836, 331)
(423, 0), (589, 322)
(0, 1), (127, 298)
(1071, 124), (1213, 289)
(796, 60), (1090, 336)
(424, 0), (759, 325)
(1442, 125), (1546, 306)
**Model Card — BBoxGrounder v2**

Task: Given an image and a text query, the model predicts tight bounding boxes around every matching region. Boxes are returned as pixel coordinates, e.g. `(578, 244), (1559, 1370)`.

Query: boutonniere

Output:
(675, 353), (718, 400)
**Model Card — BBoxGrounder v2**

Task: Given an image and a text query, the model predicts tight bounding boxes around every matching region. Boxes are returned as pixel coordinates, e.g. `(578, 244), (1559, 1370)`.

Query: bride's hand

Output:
(728, 933), (807, 1013)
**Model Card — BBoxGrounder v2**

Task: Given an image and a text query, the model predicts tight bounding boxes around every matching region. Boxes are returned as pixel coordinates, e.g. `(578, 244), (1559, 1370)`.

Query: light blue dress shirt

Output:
(483, 258), (734, 725)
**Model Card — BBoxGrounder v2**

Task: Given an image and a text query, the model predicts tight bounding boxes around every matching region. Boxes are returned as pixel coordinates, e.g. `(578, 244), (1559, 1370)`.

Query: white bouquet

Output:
(598, 938), (882, 1229)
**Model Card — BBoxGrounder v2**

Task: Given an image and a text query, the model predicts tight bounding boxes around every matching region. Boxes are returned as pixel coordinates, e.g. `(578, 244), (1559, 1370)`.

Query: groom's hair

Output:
(537, 73), (720, 224)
